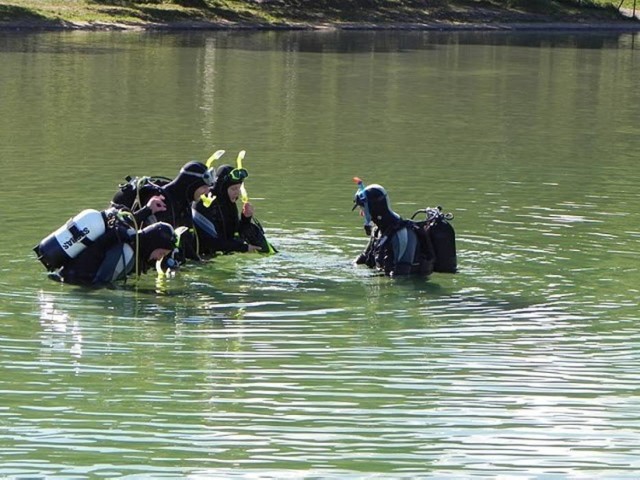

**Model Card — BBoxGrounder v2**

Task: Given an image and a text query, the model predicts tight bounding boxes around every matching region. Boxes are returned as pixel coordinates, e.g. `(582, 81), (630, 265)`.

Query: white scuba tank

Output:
(34, 208), (118, 271)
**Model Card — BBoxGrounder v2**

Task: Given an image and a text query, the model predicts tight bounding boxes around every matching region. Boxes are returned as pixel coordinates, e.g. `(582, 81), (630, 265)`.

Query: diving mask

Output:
(227, 168), (248, 182)
(352, 186), (372, 228)
(180, 166), (216, 186)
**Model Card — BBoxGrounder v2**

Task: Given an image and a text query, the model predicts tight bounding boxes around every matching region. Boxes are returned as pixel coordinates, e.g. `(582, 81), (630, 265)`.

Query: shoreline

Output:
(1, 19), (640, 32)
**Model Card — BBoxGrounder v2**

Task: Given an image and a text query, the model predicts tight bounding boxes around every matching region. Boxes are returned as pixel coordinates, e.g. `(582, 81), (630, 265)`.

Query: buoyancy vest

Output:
(47, 221), (136, 286)
(361, 220), (435, 276)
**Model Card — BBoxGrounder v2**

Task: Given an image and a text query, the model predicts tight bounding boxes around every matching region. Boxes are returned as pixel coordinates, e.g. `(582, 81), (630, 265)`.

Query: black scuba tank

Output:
(112, 175), (171, 209)
(413, 206), (457, 274)
(429, 217), (457, 273)
(34, 208), (118, 271)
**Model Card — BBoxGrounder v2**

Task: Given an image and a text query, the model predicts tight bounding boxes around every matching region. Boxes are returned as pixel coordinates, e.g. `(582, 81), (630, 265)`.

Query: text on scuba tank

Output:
(62, 227), (90, 250)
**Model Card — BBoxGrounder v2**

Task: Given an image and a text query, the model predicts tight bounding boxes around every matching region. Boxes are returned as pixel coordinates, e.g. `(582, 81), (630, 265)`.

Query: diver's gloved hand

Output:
(354, 253), (368, 265)
(157, 249), (183, 273)
(171, 248), (187, 266)
(364, 224), (372, 236)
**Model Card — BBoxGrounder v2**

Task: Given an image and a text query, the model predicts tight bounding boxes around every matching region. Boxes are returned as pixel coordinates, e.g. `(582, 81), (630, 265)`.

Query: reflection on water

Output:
(2, 29), (639, 56)
(1, 30), (639, 477)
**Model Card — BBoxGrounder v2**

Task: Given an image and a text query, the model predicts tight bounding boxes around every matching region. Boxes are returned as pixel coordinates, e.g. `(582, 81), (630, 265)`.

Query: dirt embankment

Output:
(0, 1), (638, 31)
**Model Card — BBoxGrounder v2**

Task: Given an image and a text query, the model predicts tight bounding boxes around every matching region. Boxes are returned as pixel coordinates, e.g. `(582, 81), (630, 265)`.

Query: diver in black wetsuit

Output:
(353, 183), (434, 277)
(50, 221), (177, 286)
(192, 164), (262, 255)
(112, 161), (214, 230)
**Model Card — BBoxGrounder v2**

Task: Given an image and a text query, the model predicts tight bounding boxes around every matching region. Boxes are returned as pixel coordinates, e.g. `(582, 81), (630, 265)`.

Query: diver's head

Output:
(138, 222), (177, 263)
(214, 164), (249, 203)
(352, 183), (399, 229)
(172, 161), (215, 202)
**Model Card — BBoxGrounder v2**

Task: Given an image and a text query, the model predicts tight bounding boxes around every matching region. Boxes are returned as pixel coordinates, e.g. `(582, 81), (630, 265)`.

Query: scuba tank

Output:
(112, 175), (171, 210)
(34, 208), (118, 271)
(412, 206), (457, 273)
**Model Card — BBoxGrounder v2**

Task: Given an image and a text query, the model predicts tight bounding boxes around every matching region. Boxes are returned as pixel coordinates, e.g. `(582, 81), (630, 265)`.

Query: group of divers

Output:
(34, 150), (458, 287)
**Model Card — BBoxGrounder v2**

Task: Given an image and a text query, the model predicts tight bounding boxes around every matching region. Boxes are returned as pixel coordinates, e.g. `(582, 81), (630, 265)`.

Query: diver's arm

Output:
(355, 234), (377, 267)
(131, 206), (153, 225)
(130, 195), (166, 225)
(209, 235), (250, 253)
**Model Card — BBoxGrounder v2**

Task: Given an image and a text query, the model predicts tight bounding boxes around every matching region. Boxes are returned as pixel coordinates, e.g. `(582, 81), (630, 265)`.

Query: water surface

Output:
(1, 30), (639, 477)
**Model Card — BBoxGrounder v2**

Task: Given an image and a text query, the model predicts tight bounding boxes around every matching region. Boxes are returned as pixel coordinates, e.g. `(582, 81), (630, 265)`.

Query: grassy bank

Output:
(0, 0), (637, 30)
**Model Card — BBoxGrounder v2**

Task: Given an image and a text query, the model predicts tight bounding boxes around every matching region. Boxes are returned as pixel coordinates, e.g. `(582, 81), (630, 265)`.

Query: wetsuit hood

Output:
(165, 161), (213, 204)
(354, 184), (401, 231)
(137, 222), (176, 265)
(213, 164), (247, 203)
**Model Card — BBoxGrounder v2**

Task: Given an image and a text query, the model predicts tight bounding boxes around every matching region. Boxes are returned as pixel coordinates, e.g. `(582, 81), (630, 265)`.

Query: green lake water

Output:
(1, 30), (639, 477)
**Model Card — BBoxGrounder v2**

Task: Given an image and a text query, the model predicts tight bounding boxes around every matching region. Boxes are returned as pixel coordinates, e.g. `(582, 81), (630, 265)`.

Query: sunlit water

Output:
(1, 30), (639, 477)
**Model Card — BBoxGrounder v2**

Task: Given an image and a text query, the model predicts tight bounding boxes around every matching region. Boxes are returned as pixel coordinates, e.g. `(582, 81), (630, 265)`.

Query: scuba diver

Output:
(111, 160), (214, 260)
(352, 182), (435, 277)
(112, 160), (213, 230)
(192, 164), (263, 255)
(46, 220), (177, 287)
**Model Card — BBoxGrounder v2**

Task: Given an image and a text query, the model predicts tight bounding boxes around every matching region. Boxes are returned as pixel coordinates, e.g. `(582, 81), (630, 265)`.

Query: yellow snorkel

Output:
(235, 150), (277, 255)
(207, 149), (225, 169)
(200, 149), (225, 208)
(236, 150), (249, 204)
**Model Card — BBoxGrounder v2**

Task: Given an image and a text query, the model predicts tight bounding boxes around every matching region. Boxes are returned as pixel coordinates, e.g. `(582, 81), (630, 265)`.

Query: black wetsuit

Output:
(53, 222), (135, 286)
(111, 161), (210, 230)
(192, 164), (252, 255)
(357, 220), (434, 276)
(355, 184), (434, 277)
(52, 221), (175, 287)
